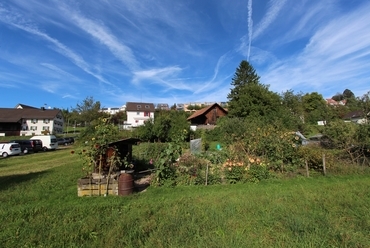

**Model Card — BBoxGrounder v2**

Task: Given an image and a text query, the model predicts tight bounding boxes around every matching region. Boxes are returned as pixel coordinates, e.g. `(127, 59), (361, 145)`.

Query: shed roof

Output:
(108, 138), (141, 146)
(187, 103), (227, 120)
(342, 110), (368, 119)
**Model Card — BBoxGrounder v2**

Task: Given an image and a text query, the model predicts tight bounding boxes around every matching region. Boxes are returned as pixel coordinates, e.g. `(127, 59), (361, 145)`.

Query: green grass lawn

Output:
(0, 147), (370, 247)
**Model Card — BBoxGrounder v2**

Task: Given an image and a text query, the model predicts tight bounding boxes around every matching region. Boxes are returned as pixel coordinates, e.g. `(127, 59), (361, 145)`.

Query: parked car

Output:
(30, 135), (58, 151)
(0, 142), (22, 158)
(64, 137), (75, 144)
(57, 138), (70, 146)
(9, 139), (43, 154)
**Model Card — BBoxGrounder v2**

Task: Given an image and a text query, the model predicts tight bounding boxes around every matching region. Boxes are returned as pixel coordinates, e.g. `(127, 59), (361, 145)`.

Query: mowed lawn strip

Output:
(0, 148), (369, 247)
(0, 147), (73, 176)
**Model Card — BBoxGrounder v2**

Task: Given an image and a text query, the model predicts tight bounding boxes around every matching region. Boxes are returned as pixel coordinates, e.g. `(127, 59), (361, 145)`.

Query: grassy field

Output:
(0, 146), (370, 247)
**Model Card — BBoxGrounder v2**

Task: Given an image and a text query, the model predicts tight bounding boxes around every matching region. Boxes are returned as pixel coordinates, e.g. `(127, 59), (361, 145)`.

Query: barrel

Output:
(118, 172), (134, 196)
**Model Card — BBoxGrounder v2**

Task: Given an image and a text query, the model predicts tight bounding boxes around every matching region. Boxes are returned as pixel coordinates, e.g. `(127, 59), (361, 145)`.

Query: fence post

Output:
(205, 163), (209, 186)
(322, 153), (327, 176)
(305, 159), (309, 177)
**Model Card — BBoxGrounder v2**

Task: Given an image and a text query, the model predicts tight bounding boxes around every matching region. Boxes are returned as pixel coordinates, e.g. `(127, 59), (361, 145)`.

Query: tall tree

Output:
(227, 60), (281, 119)
(343, 89), (355, 99)
(279, 90), (305, 130)
(280, 90), (304, 118)
(72, 96), (103, 126)
(301, 92), (328, 124)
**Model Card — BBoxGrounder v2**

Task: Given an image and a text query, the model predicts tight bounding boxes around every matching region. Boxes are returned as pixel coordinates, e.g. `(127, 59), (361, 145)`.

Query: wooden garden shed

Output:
(187, 103), (228, 125)
(104, 138), (141, 171)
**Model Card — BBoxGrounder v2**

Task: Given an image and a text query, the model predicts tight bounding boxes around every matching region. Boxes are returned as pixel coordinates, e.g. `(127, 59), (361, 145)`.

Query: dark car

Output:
(9, 139), (43, 154)
(64, 137), (75, 144)
(57, 138), (72, 146)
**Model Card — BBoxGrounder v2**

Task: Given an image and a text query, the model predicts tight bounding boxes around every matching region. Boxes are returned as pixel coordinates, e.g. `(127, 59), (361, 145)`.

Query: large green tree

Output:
(301, 92), (329, 124)
(135, 110), (190, 142)
(227, 60), (281, 119)
(72, 96), (104, 126)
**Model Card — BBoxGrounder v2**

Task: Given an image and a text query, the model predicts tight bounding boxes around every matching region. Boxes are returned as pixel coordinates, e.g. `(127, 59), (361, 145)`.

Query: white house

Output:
(0, 104), (64, 136)
(101, 105), (126, 115)
(124, 102), (155, 129)
(101, 107), (120, 115)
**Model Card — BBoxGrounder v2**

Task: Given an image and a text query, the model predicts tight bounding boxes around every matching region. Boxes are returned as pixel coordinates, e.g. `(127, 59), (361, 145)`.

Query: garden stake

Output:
(98, 155), (102, 196)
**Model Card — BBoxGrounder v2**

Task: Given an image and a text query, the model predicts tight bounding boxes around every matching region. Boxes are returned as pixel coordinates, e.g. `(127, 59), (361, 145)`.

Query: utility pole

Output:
(66, 119), (69, 136)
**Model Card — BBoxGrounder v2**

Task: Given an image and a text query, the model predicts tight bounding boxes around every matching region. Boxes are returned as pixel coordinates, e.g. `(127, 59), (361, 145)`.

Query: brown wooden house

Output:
(187, 103), (228, 125)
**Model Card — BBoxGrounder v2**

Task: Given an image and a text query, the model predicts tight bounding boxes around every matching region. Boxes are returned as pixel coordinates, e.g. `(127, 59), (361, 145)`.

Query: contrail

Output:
(247, 0), (253, 61)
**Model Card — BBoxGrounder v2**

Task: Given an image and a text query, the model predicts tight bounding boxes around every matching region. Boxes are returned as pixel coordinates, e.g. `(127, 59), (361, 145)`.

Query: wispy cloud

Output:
(261, 2), (370, 97)
(132, 66), (192, 91)
(40, 81), (62, 93)
(247, 0), (253, 61)
(40, 63), (80, 80)
(193, 53), (231, 94)
(0, 5), (113, 86)
(1, 0), (369, 109)
(60, 4), (140, 72)
(252, 0), (287, 40)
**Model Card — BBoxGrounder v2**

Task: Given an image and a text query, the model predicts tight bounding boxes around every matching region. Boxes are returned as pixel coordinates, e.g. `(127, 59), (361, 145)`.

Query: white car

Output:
(0, 142), (22, 158)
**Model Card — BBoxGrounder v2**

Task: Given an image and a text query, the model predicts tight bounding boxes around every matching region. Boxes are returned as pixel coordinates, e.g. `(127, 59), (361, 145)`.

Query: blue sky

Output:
(1, 0), (369, 110)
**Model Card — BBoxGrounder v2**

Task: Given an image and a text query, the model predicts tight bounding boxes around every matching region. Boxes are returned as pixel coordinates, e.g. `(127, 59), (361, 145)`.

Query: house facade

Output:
(156, 103), (170, 111)
(101, 105), (126, 115)
(0, 104), (64, 136)
(124, 102), (155, 129)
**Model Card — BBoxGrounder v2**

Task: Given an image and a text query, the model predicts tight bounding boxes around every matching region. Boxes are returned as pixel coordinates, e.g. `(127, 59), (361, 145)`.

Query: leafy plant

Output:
(152, 130), (188, 186)
(73, 117), (123, 177)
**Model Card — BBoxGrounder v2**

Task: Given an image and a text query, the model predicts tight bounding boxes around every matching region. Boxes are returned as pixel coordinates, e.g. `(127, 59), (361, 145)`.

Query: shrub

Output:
(297, 146), (335, 170)
(74, 117), (124, 177)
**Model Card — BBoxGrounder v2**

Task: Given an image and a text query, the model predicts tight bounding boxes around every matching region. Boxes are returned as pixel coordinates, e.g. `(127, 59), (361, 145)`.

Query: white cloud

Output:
(260, 2), (370, 97)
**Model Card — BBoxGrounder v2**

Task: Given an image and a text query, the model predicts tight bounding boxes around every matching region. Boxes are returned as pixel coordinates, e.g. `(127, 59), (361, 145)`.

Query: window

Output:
(42, 126), (49, 130)
(144, 112), (150, 117)
(44, 119), (49, 124)
(32, 119), (38, 124)
(137, 112), (140, 115)
(30, 126), (37, 131)
(145, 105), (149, 109)
(137, 105), (141, 108)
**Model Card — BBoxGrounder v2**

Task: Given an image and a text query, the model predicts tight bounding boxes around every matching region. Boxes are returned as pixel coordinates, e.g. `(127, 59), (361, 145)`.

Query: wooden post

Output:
(305, 159), (309, 177)
(205, 163), (209, 186)
(322, 153), (326, 176)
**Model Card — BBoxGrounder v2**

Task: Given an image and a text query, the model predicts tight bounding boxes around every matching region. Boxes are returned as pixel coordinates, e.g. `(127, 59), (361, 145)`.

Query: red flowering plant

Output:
(72, 117), (122, 178)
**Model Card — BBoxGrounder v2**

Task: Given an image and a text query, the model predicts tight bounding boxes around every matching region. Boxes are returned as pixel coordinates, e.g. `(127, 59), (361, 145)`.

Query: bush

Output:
(297, 146), (335, 171)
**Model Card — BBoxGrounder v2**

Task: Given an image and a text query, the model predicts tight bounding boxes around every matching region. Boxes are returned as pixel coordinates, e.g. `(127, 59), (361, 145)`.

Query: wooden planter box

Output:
(77, 178), (118, 196)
